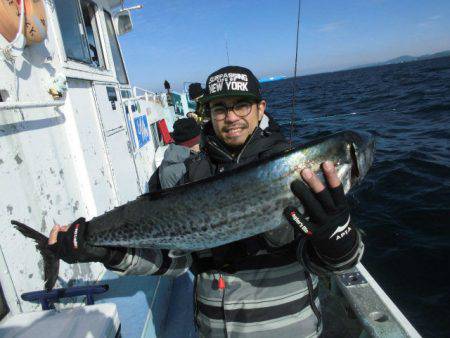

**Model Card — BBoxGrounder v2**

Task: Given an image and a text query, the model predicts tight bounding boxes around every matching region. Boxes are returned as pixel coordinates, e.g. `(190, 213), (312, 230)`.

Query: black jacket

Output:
(186, 114), (290, 183)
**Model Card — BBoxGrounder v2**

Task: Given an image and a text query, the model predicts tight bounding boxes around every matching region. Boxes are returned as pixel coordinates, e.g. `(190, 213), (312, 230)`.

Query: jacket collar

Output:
(203, 114), (285, 164)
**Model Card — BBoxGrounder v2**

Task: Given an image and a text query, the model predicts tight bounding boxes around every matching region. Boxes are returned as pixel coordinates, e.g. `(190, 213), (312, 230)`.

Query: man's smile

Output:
(223, 123), (248, 138)
(225, 127), (244, 137)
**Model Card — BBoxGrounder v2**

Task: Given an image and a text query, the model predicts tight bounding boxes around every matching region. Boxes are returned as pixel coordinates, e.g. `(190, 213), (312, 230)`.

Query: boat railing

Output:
(132, 86), (158, 101)
(0, 100), (65, 111)
(128, 86), (168, 107)
(334, 263), (422, 337)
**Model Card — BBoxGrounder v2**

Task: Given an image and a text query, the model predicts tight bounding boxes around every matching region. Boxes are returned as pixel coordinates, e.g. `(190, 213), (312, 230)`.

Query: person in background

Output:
(164, 80), (173, 106)
(186, 111), (202, 124)
(48, 66), (363, 338)
(188, 82), (206, 124)
(149, 117), (201, 191)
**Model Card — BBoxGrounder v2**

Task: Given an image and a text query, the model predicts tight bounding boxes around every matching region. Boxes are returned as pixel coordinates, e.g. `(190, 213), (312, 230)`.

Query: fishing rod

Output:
(288, 1), (362, 130)
(290, 0), (302, 146)
(225, 36), (230, 65)
(298, 112), (361, 123)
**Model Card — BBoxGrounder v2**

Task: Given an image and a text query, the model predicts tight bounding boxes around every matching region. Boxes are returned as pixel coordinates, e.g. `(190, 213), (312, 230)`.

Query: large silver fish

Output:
(13, 131), (374, 288)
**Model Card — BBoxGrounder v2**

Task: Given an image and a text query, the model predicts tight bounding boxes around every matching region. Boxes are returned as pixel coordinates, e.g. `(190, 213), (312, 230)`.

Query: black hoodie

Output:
(186, 114), (290, 183)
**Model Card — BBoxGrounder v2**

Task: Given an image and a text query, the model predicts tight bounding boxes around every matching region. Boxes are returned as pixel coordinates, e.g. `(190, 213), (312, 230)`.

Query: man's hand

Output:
(284, 161), (357, 261)
(48, 218), (125, 266)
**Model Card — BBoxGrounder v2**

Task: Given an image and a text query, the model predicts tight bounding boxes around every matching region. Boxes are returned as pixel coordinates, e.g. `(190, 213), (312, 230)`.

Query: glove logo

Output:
(290, 211), (312, 236)
(73, 223), (79, 249)
(329, 217), (351, 240)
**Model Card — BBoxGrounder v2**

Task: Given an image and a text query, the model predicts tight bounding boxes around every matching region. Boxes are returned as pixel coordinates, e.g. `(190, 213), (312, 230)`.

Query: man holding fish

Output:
(45, 66), (364, 337)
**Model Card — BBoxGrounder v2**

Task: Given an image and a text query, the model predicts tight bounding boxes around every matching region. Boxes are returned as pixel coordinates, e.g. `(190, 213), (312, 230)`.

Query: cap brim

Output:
(201, 91), (259, 104)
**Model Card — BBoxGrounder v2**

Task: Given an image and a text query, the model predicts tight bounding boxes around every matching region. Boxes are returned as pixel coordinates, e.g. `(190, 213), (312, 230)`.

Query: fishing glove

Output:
(48, 218), (126, 266)
(284, 181), (359, 265)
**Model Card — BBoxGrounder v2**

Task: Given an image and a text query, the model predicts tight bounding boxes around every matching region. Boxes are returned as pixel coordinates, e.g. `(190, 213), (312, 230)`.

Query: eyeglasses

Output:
(210, 101), (255, 121)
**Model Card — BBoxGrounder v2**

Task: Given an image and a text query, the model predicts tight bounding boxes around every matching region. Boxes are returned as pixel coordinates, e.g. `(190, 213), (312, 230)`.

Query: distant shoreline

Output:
(281, 53), (450, 80)
(346, 50), (450, 71)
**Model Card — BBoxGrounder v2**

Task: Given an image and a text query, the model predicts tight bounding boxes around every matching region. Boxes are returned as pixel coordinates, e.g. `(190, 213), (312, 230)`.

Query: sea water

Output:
(263, 56), (450, 338)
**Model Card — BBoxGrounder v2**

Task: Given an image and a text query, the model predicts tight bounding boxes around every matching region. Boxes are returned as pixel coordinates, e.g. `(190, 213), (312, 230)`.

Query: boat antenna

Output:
(290, 0), (302, 146)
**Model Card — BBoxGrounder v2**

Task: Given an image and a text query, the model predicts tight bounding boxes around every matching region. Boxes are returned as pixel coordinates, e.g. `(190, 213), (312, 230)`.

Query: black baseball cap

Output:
(202, 66), (262, 103)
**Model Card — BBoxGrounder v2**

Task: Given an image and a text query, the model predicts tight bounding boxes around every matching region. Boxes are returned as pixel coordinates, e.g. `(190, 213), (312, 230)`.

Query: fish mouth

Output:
(350, 143), (360, 180)
(348, 131), (375, 184)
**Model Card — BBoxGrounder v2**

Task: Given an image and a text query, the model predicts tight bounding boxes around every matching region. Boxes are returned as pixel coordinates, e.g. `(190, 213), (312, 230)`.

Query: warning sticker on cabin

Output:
(134, 115), (150, 148)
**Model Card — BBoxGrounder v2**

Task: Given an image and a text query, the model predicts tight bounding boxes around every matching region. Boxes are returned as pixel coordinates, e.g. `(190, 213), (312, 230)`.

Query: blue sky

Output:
(118, 0), (450, 91)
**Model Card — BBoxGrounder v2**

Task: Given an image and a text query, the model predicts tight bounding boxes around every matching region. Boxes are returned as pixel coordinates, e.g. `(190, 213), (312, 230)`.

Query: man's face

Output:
(210, 97), (266, 148)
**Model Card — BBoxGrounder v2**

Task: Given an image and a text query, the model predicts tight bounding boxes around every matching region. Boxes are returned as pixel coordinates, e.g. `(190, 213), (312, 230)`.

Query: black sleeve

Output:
(148, 168), (161, 193)
(184, 153), (215, 183)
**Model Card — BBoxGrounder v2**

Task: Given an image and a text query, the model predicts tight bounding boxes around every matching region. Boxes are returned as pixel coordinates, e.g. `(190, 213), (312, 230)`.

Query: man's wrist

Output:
(313, 228), (360, 262)
(298, 230), (364, 275)
(311, 221), (357, 259)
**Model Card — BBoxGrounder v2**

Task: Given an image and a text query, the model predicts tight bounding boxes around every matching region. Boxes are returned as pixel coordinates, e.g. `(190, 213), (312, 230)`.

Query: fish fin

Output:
(11, 220), (60, 291)
(43, 254), (60, 291)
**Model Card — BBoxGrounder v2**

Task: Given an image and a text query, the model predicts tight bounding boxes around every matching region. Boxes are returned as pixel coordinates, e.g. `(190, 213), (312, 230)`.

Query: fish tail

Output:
(11, 220), (60, 291)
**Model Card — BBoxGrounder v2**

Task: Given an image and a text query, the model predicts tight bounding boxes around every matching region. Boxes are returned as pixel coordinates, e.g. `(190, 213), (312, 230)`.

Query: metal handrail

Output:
(122, 96), (146, 103)
(132, 86), (157, 101)
(336, 263), (422, 337)
(0, 101), (65, 111)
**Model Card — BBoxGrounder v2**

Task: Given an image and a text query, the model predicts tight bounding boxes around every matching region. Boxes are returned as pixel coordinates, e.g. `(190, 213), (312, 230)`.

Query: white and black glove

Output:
(284, 181), (359, 268)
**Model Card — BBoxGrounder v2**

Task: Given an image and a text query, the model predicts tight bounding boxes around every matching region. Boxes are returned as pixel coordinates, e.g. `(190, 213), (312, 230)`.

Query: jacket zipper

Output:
(209, 140), (234, 161)
(208, 127), (261, 165)
(235, 128), (260, 164)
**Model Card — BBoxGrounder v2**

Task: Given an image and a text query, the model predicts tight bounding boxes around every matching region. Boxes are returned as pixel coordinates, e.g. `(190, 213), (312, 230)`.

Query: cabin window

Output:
(104, 11), (129, 84)
(120, 90), (132, 99)
(55, 0), (105, 68)
(81, 1), (105, 68)
(0, 283), (9, 321)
